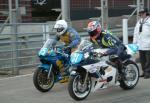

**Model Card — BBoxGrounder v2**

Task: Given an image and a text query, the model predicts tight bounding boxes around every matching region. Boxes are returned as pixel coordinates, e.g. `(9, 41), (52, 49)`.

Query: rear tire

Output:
(119, 60), (139, 90)
(68, 74), (92, 101)
(33, 67), (55, 92)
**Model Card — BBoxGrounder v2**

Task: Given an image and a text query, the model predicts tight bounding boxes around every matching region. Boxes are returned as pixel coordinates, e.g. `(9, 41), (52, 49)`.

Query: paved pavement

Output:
(0, 72), (150, 103)
(0, 55), (148, 103)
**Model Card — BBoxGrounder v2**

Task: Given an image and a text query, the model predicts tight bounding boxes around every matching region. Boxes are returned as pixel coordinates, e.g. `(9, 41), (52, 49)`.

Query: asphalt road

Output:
(0, 74), (150, 103)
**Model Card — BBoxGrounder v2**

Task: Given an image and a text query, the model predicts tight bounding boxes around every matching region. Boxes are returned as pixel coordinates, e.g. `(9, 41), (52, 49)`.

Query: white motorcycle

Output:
(68, 40), (139, 101)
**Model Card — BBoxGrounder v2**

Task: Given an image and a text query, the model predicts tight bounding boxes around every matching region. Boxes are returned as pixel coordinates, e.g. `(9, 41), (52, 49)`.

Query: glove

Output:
(63, 46), (71, 51)
(92, 52), (98, 57)
(100, 52), (108, 57)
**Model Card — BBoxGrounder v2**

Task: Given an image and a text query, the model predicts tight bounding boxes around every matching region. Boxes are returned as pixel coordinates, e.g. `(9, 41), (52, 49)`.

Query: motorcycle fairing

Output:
(38, 48), (48, 56)
(125, 43), (139, 55)
(38, 64), (50, 70)
(70, 51), (84, 64)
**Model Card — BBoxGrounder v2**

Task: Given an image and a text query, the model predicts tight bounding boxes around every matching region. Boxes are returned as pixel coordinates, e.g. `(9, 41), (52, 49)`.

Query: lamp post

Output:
(101, 0), (108, 29)
(61, 0), (70, 24)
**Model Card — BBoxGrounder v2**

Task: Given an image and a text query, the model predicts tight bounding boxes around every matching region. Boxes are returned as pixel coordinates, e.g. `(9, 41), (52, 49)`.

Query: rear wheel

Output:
(33, 67), (55, 92)
(119, 60), (139, 90)
(68, 74), (92, 101)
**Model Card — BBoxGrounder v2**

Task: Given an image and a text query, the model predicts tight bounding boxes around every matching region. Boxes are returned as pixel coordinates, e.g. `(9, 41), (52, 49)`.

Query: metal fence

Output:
(70, 0), (150, 10)
(70, 0), (150, 20)
(0, 22), (55, 75)
(0, 0), (32, 23)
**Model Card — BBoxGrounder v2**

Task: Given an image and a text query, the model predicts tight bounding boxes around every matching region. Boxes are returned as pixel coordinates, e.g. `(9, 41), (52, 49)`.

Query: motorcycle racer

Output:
(53, 20), (81, 53)
(53, 20), (81, 83)
(86, 21), (130, 61)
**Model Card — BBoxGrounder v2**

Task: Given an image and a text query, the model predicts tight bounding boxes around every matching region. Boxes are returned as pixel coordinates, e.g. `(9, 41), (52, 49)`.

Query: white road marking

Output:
(0, 73), (33, 81)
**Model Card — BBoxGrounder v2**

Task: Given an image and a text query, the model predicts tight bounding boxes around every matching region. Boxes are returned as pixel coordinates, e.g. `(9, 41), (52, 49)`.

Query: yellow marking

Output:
(56, 60), (63, 69)
(59, 32), (70, 45)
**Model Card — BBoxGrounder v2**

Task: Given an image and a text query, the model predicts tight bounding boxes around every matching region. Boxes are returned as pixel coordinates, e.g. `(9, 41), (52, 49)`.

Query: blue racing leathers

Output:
(90, 30), (130, 61)
(54, 27), (81, 53)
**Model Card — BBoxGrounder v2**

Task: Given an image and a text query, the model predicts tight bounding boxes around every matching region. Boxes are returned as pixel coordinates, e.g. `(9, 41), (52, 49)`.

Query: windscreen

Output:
(77, 40), (93, 52)
(42, 39), (56, 49)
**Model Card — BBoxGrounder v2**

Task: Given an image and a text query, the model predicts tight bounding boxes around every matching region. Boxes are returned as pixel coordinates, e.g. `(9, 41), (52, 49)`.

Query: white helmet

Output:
(54, 20), (68, 36)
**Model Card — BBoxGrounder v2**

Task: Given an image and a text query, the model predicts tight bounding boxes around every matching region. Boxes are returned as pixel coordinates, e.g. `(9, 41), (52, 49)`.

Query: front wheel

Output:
(33, 67), (55, 92)
(68, 74), (92, 101)
(119, 60), (139, 90)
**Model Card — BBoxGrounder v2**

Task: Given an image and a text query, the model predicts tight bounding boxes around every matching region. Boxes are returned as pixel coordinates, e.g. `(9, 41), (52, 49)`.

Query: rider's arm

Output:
(51, 35), (60, 46)
(104, 33), (123, 55)
(68, 28), (81, 48)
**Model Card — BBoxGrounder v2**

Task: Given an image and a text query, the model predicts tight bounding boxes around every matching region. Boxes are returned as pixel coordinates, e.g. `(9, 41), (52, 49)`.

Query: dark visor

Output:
(88, 29), (97, 37)
(56, 27), (64, 32)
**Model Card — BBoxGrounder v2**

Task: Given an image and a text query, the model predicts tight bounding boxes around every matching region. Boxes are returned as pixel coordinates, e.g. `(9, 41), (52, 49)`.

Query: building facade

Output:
(0, 0), (32, 22)
(0, 0), (149, 22)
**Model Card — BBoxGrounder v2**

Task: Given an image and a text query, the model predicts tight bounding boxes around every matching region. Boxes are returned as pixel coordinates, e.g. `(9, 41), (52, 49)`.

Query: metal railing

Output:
(0, 22), (55, 75)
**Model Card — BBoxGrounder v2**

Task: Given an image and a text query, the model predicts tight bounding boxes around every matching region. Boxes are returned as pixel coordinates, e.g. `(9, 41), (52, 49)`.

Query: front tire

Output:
(68, 74), (92, 101)
(33, 67), (55, 92)
(119, 60), (139, 90)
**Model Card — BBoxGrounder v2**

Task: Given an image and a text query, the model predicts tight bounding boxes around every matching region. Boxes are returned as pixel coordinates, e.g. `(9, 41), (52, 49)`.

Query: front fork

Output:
(71, 70), (89, 87)
(47, 64), (52, 79)
(83, 71), (89, 86)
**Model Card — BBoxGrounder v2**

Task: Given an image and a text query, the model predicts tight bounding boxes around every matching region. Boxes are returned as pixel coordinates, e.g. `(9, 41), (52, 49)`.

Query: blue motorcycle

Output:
(33, 39), (70, 92)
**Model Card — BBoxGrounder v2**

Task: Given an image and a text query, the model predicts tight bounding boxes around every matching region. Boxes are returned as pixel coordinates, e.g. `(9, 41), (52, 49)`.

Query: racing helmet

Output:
(87, 21), (101, 37)
(54, 20), (68, 36)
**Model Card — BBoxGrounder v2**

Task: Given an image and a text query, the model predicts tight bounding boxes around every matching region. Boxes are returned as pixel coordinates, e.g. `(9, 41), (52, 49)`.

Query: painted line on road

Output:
(0, 73), (33, 81)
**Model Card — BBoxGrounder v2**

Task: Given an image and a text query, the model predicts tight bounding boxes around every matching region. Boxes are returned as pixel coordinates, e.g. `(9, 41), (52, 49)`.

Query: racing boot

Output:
(56, 60), (69, 83)
(58, 67), (69, 83)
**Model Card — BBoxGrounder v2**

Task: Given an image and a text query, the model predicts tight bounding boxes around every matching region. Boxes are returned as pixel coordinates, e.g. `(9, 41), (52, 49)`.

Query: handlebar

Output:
(55, 51), (69, 58)
(91, 52), (106, 58)
(52, 47), (69, 58)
